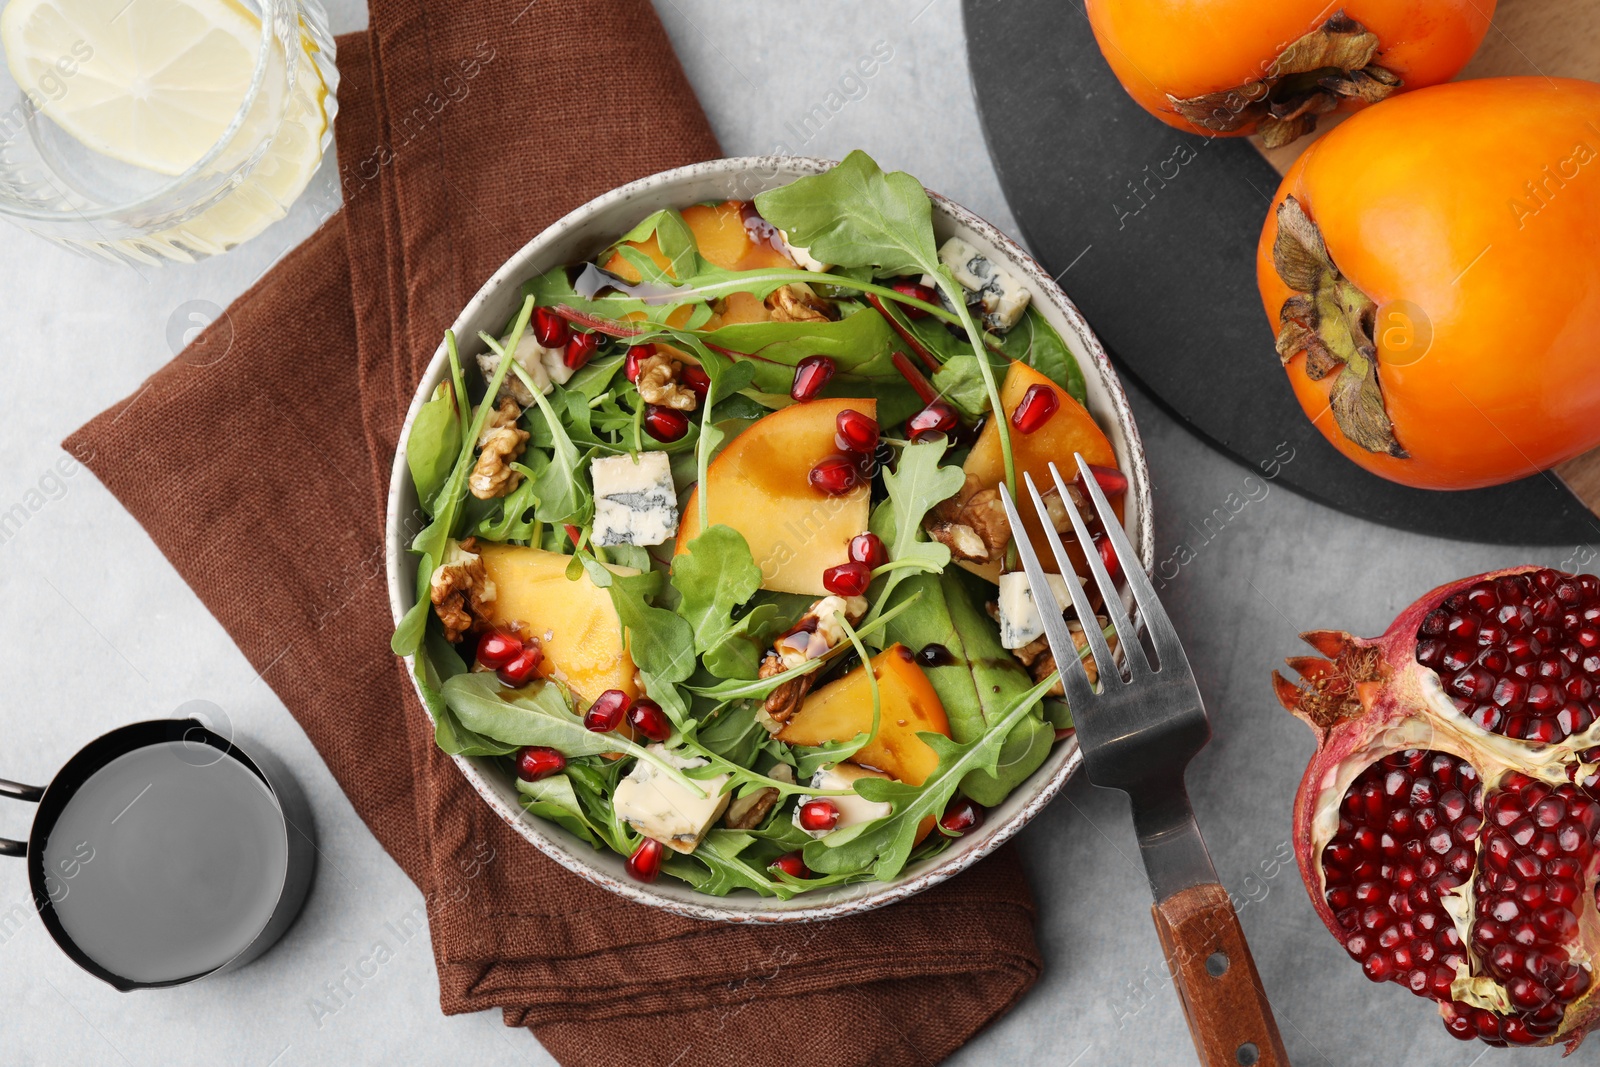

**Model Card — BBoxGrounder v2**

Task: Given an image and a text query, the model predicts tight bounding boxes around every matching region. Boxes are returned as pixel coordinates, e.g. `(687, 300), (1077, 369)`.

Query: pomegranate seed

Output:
(790, 356), (836, 401)
(627, 698), (672, 742)
(681, 364), (711, 403)
(624, 344), (653, 383)
(940, 797), (985, 836)
(1010, 383), (1059, 434)
(1094, 533), (1123, 584)
(515, 745), (565, 782)
(798, 800), (839, 832)
(626, 838), (664, 883)
(584, 689), (631, 733)
(497, 645), (544, 687)
(1078, 464), (1129, 498)
(532, 306), (571, 348)
(769, 851), (810, 879)
(849, 532), (888, 569)
(889, 278), (939, 317)
(907, 401), (959, 442)
(835, 408), (879, 454)
(564, 330), (602, 370)
(476, 632), (523, 670)
(643, 405), (689, 442)
(822, 561), (872, 597)
(809, 453), (861, 495)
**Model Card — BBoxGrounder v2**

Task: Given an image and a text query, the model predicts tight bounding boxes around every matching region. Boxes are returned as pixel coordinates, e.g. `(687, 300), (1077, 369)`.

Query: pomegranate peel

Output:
(1276, 566), (1600, 1049)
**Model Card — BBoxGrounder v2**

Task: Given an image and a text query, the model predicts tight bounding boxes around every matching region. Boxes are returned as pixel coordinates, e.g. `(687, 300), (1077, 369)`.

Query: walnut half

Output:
(766, 282), (832, 324)
(927, 483), (1011, 563)
(430, 537), (497, 643)
(468, 397), (530, 500)
(635, 351), (699, 411)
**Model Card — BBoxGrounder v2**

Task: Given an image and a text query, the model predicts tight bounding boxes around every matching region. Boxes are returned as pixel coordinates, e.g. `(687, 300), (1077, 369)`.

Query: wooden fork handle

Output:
(1151, 882), (1291, 1067)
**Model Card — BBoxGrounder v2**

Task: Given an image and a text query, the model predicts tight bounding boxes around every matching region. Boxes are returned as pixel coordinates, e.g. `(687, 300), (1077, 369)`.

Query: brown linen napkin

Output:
(66, 3), (1043, 1064)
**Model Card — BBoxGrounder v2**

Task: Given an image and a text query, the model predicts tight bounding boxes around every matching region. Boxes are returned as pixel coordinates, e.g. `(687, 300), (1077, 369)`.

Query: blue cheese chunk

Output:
(996, 570), (1076, 649)
(477, 330), (572, 406)
(591, 451), (678, 547)
(937, 237), (1032, 333)
(614, 745), (731, 854)
(792, 764), (893, 840)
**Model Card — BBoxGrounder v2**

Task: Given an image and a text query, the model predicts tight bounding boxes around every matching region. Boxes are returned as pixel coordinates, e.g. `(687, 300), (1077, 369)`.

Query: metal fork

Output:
(1000, 454), (1290, 1067)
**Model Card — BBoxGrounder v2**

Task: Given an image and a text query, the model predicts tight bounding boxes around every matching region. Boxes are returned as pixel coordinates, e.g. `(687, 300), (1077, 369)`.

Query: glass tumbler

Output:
(0, 0), (338, 264)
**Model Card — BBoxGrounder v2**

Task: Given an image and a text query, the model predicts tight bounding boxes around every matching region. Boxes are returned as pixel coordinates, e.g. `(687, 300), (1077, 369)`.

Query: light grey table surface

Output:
(0, 2), (1581, 1065)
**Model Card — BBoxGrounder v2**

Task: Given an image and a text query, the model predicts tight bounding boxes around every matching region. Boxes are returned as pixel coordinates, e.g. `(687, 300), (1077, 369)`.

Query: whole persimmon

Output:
(1257, 77), (1600, 490)
(1085, 0), (1495, 146)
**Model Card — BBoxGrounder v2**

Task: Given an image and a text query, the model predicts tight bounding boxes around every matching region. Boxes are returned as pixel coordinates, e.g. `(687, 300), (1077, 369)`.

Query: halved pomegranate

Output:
(1275, 567), (1600, 1050)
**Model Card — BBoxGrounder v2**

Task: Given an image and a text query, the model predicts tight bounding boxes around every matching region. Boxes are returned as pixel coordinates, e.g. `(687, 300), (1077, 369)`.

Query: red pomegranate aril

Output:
(1277, 567), (1600, 1049)
(849, 532), (888, 569)
(643, 404), (689, 443)
(564, 330), (602, 370)
(515, 745), (565, 782)
(1077, 464), (1128, 498)
(532, 305), (572, 348)
(627, 698), (672, 742)
(626, 838), (664, 883)
(584, 689), (631, 733)
(940, 797), (985, 836)
(476, 631), (523, 670)
(769, 851), (810, 879)
(791, 355), (836, 401)
(809, 453), (861, 496)
(835, 408), (879, 454)
(798, 799), (839, 832)
(822, 561), (871, 597)
(1094, 533), (1123, 584)
(889, 277), (939, 316)
(908, 401), (959, 442)
(681, 364), (711, 402)
(624, 344), (653, 383)
(1010, 383), (1059, 434)
(497, 645), (544, 687)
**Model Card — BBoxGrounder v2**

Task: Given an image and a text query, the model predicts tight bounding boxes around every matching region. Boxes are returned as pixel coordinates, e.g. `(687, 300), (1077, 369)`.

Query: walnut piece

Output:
(723, 764), (794, 829)
(758, 595), (868, 724)
(766, 282), (831, 324)
(1012, 616), (1112, 696)
(927, 478), (1012, 563)
(430, 537), (497, 643)
(635, 351), (699, 411)
(468, 397), (530, 500)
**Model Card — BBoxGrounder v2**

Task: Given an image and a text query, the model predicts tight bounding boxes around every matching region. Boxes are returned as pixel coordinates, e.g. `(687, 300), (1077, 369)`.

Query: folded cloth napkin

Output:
(66, 3), (1042, 1064)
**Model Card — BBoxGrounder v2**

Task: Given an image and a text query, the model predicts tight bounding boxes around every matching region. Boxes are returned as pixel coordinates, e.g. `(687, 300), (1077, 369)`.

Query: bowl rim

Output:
(384, 154), (1154, 923)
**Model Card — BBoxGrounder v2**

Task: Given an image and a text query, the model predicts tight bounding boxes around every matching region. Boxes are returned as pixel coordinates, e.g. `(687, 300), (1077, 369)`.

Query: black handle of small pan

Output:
(0, 777), (44, 857)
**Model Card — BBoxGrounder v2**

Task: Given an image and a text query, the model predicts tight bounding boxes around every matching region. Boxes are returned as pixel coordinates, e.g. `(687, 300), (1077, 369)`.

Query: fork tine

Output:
(998, 483), (1098, 710)
(1037, 465), (1152, 677)
(1019, 472), (1123, 682)
(1069, 454), (1188, 667)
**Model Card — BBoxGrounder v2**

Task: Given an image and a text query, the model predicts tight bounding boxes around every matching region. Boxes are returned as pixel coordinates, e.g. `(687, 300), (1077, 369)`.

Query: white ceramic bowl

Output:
(386, 156), (1153, 922)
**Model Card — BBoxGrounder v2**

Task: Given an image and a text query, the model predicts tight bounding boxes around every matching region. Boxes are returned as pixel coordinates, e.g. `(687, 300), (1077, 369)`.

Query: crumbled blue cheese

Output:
(937, 237), (1032, 333)
(591, 451), (679, 547)
(996, 570), (1076, 649)
(792, 764), (893, 840)
(477, 331), (573, 406)
(779, 229), (830, 272)
(613, 745), (731, 854)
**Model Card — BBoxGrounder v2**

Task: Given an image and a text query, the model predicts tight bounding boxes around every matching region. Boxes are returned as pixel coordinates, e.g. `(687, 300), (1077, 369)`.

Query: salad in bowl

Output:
(388, 152), (1150, 917)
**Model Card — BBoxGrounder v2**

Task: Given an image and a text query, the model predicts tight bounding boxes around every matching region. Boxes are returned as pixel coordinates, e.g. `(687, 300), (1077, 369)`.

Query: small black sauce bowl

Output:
(1, 718), (316, 990)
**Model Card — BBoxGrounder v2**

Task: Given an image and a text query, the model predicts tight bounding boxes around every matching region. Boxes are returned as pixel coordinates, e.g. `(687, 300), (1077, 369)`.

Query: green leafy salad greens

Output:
(393, 151), (1112, 898)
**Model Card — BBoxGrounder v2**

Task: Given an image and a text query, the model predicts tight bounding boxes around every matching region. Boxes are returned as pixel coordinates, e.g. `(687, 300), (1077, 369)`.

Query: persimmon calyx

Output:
(1272, 196), (1408, 459)
(1168, 11), (1402, 148)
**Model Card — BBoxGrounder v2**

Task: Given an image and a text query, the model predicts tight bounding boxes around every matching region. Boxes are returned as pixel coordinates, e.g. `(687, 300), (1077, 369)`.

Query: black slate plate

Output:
(962, 0), (1596, 546)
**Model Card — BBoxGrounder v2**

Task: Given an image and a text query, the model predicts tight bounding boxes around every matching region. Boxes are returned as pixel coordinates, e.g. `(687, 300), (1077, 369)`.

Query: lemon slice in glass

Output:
(1, 0), (267, 177)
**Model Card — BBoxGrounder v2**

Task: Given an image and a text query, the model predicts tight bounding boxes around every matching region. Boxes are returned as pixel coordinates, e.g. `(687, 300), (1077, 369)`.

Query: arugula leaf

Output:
(863, 437), (965, 629)
(700, 603), (781, 680)
(803, 673), (1058, 881)
(692, 356), (757, 531)
(755, 150), (939, 278)
(671, 526), (763, 654)
(579, 557), (697, 725)
(418, 629), (519, 757)
(472, 461), (541, 542)
(614, 209), (702, 280)
(517, 775), (602, 848)
(662, 830), (792, 898)
(487, 334), (594, 526)
(407, 381), (463, 510)
(930, 354), (997, 421)
(441, 672), (708, 794)
(698, 309), (906, 395)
